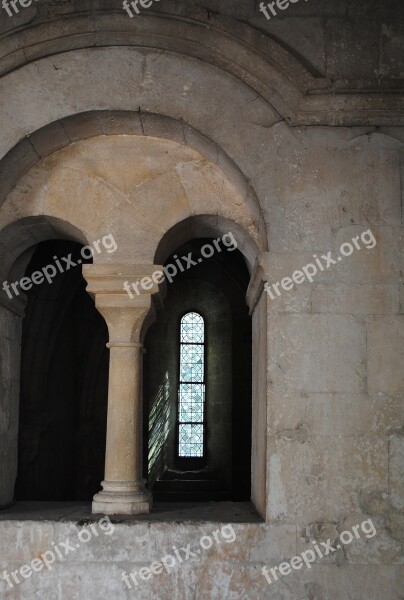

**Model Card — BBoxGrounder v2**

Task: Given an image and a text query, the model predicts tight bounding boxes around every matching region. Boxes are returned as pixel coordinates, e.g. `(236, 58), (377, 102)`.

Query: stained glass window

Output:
(178, 312), (205, 457)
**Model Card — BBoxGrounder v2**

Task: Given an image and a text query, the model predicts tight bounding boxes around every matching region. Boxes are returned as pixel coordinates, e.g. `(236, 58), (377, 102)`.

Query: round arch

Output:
(0, 112), (267, 254)
(154, 214), (261, 273)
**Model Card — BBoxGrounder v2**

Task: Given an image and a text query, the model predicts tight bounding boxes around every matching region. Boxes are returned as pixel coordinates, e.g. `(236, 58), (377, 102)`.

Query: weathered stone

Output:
(0, 1), (402, 596)
(367, 317), (404, 394)
(334, 226), (403, 284)
(267, 434), (389, 523)
(389, 433), (404, 511)
(269, 393), (404, 438)
(341, 514), (402, 565)
(267, 314), (366, 394)
(312, 283), (400, 315)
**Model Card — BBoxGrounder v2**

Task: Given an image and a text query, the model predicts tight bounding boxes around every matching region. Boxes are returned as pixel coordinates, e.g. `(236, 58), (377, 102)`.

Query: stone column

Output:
(83, 264), (163, 515)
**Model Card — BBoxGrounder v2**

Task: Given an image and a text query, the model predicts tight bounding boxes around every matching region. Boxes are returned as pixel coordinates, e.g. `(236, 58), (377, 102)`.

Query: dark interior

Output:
(143, 238), (252, 502)
(15, 240), (109, 501)
(15, 237), (252, 503)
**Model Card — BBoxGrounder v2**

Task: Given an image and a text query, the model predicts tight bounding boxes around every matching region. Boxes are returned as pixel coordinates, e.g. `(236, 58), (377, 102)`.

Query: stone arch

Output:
(0, 7), (310, 128)
(0, 111), (267, 254)
(154, 214), (261, 272)
(0, 216), (95, 509)
(0, 215), (89, 273)
(150, 214), (267, 514)
(0, 44), (281, 175)
(144, 236), (253, 502)
(0, 6), (401, 126)
(0, 131), (267, 265)
(0, 128), (269, 516)
(0, 215), (91, 314)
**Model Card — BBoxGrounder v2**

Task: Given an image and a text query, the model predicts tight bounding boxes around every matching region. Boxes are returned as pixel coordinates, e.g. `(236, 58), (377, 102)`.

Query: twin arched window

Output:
(177, 312), (205, 458)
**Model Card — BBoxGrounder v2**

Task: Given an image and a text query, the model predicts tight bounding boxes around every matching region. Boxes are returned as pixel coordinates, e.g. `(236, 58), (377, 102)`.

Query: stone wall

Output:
(0, 0), (402, 598)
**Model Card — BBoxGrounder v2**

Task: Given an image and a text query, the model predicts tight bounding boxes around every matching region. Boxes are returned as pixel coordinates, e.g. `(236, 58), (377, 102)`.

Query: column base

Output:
(92, 480), (152, 515)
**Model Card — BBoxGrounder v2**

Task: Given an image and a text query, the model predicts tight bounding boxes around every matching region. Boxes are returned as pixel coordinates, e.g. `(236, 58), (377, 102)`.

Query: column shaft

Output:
(82, 264), (163, 515)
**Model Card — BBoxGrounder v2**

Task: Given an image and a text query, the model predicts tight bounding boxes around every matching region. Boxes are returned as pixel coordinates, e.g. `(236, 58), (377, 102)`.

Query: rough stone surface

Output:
(0, 504), (402, 599)
(0, 0), (403, 597)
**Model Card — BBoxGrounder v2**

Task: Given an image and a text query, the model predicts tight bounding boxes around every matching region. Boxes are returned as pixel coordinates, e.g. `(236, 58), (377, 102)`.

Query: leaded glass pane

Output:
(180, 312), (204, 344)
(179, 383), (204, 423)
(178, 424), (204, 458)
(179, 344), (204, 383)
(178, 312), (205, 458)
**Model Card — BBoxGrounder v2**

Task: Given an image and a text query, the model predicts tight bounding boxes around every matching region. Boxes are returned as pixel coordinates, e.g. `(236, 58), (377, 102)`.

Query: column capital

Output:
(83, 263), (163, 343)
(82, 263), (164, 299)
